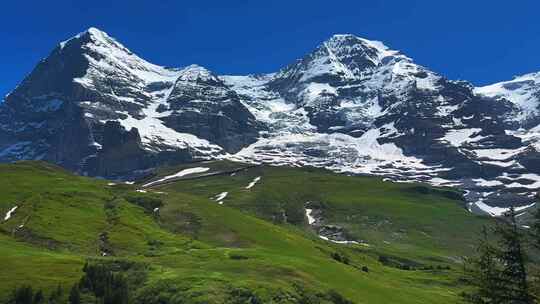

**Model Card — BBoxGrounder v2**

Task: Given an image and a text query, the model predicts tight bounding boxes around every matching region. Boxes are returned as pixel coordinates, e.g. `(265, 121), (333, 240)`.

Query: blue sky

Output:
(1, 0), (539, 98)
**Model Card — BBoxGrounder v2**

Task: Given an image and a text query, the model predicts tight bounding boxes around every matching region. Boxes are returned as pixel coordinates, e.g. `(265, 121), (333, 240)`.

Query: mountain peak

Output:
(177, 64), (218, 82)
(84, 26), (112, 42)
(86, 26), (107, 35)
(273, 34), (406, 84)
(323, 34), (401, 66)
(475, 70), (540, 121)
(58, 26), (124, 51)
(327, 33), (359, 40)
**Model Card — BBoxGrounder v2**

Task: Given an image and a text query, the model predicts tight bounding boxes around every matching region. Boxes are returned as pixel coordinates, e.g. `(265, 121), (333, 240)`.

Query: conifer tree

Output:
(462, 226), (503, 304)
(47, 285), (63, 304)
(9, 286), (33, 304)
(32, 290), (43, 304)
(533, 208), (540, 250)
(68, 284), (80, 304)
(496, 207), (533, 304)
(530, 207), (540, 301)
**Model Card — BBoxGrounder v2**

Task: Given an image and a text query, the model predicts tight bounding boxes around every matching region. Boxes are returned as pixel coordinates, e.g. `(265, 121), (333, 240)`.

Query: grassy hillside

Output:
(146, 161), (492, 264)
(0, 161), (494, 303)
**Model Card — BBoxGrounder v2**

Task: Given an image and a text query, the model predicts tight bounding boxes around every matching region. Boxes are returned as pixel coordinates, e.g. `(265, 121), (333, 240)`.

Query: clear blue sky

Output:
(2, 0), (539, 98)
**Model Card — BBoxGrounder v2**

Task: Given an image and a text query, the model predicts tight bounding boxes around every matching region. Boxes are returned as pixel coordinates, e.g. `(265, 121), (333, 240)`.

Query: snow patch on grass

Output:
(474, 200), (535, 217)
(245, 176), (261, 189)
(318, 235), (359, 245)
(4, 206), (18, 221)
(305, 208), (316, 225)
(143, 167), (210, 187)
(212, 192), (228, 204)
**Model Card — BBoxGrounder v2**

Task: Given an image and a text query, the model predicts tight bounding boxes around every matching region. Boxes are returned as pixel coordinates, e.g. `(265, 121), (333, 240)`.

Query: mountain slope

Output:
(476, 72), (540, 125)
(0, 160), (495, 303)
(225, 35), (536, 215)
(1, 27), (539, 216)
(0, 28), (255, 178)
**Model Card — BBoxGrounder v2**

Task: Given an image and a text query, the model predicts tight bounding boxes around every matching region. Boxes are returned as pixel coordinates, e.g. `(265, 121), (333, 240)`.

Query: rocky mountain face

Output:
(1, 28), (539, 216)
(0, 28), (255, 177)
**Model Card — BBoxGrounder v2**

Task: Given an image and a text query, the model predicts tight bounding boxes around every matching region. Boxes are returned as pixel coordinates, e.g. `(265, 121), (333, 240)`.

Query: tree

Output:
(68, 285), (80, 304)
(533, 208), (540, 250)
(462, 226), (504, 304)
(48, 285), (63, 304)
(496, 207), (533, 304)
(326, 290), (353, 304)
(80, 262), (129, 304)
(32, 290), (43, 304)
(9, 286), (33, 304)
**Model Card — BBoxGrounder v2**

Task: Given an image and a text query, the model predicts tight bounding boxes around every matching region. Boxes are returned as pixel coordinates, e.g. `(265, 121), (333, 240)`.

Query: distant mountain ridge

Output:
(1, 27), (539, 216)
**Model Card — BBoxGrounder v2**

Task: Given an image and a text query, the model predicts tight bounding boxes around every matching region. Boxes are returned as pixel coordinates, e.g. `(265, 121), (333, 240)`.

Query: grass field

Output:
(0, 160), (495, 303)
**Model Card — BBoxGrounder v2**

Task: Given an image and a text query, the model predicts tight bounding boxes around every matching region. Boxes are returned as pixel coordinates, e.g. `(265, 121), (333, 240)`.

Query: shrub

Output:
(331, 252), (349, 265)
(124, 194), (163, 213)
(68, 285), (80, 304)
(229, 253), (249, 260)
(8, 285), (34, 304)
(326, 290), (354, 304)
(79, 263), (129, 304)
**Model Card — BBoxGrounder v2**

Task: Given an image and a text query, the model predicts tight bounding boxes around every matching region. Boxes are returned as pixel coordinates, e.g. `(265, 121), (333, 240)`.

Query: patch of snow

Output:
(472, 178), (504, 187)
(305, 208), (316, 225)
(473, 148), (525, 160)
(4, 206), (18, 221)
(245, 176), (261, 189)
(436, 104), (459, 116)
(499, 173), (540, 189)
(475, 200), (535, 217)
(429, 177), (460, 187)
(302, 83), (337, 103)
(143, 167), (210, 187)
(439, 128), (482, 147)
(90, 141), (102, 149)
(212, 192), (228, 203)
(233, 128), (433, 178)
(482, 160), (518, 168)
(452, 117), (464, 127)
(118, 100), (223, 155)
(318, 235), (359, 245)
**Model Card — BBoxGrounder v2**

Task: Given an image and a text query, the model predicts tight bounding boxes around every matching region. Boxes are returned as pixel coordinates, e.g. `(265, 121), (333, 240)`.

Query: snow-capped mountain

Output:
(0, 28), (257, 176)
(1, 27), (539, 216)
(476, 72), (540, 125)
